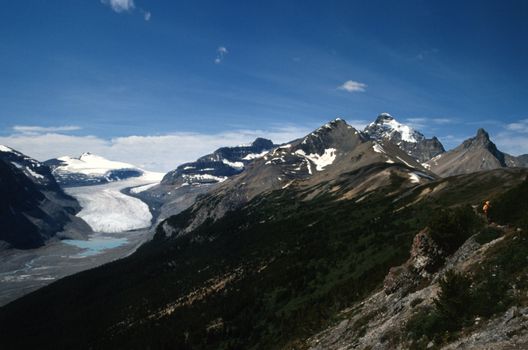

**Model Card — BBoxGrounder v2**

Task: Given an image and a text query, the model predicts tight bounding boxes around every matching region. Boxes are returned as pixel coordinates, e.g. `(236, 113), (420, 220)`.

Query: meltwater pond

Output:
(63, 236), (129, 257)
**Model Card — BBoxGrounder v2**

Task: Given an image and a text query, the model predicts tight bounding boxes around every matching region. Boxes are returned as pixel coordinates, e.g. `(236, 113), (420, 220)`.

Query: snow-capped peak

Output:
(365, 113), (423, 143)
(56, 153), (138, 176)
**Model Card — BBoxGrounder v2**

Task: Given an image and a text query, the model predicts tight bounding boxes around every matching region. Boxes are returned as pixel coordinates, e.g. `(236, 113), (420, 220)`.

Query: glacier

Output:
(65, 173), (163, 233)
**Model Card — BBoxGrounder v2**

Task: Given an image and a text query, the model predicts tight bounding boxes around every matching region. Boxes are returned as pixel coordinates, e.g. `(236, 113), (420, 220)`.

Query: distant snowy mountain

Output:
(45, 153), (159, 187)
(136, 138), (276, 224)
(0, 145), (90, 249)
(363, 113), (445, 163)
(161, 137), (275, 186)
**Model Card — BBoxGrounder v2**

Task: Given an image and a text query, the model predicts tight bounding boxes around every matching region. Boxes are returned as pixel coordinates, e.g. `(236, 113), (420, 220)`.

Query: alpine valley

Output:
(1, 114), (528, 350)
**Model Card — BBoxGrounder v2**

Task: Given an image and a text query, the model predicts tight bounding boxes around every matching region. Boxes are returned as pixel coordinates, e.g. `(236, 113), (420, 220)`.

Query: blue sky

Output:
(0, 0), (527, 171)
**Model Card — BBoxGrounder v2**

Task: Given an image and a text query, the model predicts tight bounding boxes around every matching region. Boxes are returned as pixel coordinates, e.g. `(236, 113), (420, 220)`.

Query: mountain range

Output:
(1, 114), (528, 349)
(134, 137), (276, 224)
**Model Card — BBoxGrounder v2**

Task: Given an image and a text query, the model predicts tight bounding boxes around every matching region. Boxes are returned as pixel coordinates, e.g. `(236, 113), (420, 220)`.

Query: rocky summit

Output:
(426, 128), (527, 177)
(363, 113), (445, 163)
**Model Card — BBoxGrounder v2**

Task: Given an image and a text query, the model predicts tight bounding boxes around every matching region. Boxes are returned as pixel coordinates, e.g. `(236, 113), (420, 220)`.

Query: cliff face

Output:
(0, 146), (89, 249)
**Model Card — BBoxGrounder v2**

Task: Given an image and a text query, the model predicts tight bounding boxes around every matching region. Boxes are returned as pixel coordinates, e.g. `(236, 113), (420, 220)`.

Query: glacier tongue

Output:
(65, 175), (162, 233)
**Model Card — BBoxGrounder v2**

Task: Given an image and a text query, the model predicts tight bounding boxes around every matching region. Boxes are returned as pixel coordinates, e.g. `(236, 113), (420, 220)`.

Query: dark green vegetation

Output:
(427, 205), (484, 254)
(406, 178), (528, 348)
(0, 168), (527, 350)
(489, 176), (528, 230)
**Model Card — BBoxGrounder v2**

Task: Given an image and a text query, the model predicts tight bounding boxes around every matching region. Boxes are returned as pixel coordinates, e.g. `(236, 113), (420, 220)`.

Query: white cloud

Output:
(338, 80), (367, 93)
(494, 133), (528, 156)
(491, 119), (528, 156)
(0, 126), (310, 172)
(214, 46), (229, 64)
(143, 11), (151, 21)
(101, 0), (135, 13)
(506, 119), (528, 133)
(13, 125), (81, 134)
(404, 117), (454, 129)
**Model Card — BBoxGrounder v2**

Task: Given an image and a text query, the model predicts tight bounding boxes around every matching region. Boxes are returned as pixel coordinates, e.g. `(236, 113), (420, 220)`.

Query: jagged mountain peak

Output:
(250, 137), (274, 149)
(375, 112), (395, 123)
(461, 128), (499, 153)
(299, 118), (364, 155)
(364, 113), (444, 163)
(465, 128), (492, 147)
(476, 127), (489, 138)
(365, 113), (423, 144)
(426, 128), (514, 177)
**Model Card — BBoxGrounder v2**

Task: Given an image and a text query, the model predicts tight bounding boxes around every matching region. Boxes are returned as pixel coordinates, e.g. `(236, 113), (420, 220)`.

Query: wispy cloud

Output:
(505, 119), (528, 133)
(0, 125), (310, 172)
(101, 0), (135, 13)
(12, 125), (81, 134)
(416, 48), (440, 61)
(214, 46), (229, 64)
(404, 117), (455, 129)
(338, 80), (367, 93)
(101, 0), (151, 21)
(492, 118), (528, 156)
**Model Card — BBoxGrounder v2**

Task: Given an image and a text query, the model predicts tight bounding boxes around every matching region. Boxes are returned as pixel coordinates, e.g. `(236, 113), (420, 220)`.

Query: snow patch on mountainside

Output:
(382, 118), (418, 143)
(130, 183), (158, 194)
(222, 159), (244, 170)
(295, 148), (337, 171)
(396, 156), (415, 168)
(372, 143), (385, 154)
(25, 167), (45, 180)
(408, 173), (420, 183)
(242, 151), (269, 160)
(183, 174), (227, 183)
(0, 145), (13, 153)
